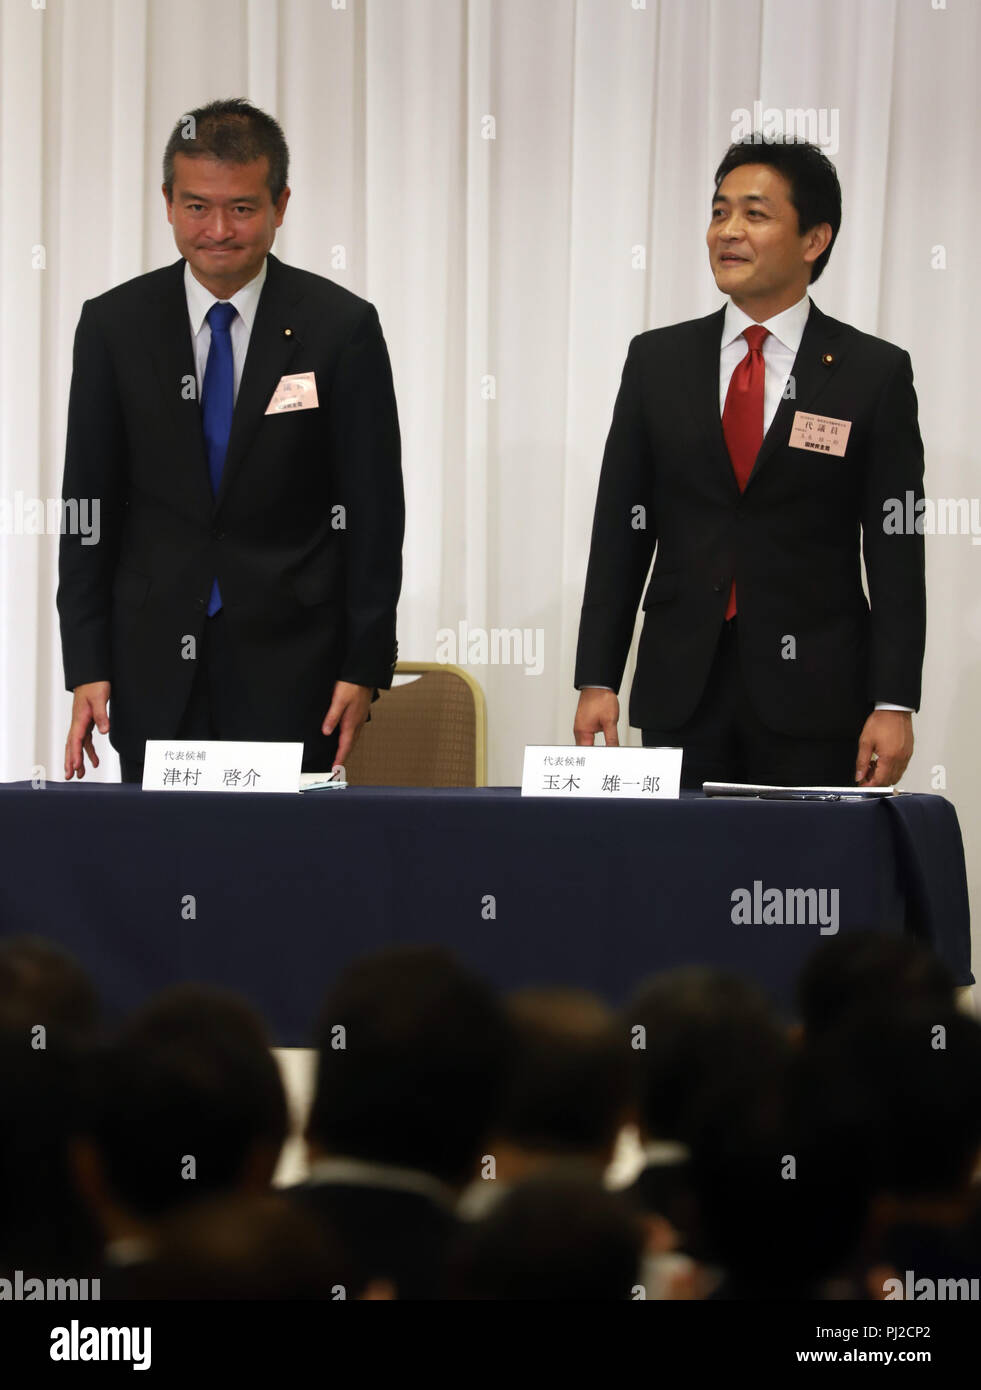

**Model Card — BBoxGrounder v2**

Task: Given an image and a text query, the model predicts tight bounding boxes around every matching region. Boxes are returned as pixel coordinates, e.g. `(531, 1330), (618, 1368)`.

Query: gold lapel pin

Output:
(283, 327), (293, 337)
(821, 352), (834, 366)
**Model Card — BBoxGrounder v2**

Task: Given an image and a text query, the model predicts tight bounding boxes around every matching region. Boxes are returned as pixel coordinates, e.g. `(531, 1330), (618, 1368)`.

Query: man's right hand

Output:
(573, 688), (620, 747)
(65, 681), (111, 779)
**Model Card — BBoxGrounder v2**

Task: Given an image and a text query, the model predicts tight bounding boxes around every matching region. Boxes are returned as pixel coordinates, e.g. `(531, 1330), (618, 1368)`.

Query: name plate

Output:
(142, 741), (304, 793)
(521, 745), (682, 799)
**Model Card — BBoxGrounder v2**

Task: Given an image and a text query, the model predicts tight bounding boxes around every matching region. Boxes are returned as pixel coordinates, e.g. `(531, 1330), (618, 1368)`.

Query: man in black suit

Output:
(574, 137), (925, 789)
(70, 986), (290, 1296)
(290, 947), (512, 1299)
(59, 99), (403, 782)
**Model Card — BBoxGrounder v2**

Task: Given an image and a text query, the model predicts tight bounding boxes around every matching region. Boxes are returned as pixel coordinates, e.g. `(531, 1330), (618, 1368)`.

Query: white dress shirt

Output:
(306, 1156), (459, 1212)
(582, 294), (911, 712)
(720, 292), (810, 435)
(184, 255), (268, 404)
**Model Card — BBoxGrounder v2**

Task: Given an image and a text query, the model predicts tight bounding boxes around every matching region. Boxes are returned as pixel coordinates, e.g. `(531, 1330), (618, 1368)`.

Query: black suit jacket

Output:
(57, 252), (404, 762)
(621, 1159), (702, 1258)
(574, 302), (926, 737)
(287, 1180), (458, 1300)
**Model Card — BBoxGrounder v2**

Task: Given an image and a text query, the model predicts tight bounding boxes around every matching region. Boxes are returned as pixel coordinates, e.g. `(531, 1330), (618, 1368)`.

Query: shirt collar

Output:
(721, 291), (811, 354)
(184, 255), (268, 336)
(641, 1139), (690, 1166)
(104, 1235), (153, 1267)
(305, 1155), (459, 1211)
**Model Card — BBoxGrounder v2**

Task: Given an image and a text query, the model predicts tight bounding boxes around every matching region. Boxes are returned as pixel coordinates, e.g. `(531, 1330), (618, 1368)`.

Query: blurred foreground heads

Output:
(291, 946), (512, 1298)
(72, 984), (288, 1285)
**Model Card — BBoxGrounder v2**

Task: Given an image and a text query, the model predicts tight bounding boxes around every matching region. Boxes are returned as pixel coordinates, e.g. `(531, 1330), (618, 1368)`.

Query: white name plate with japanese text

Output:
(142, 741), (304, 793)
(521, 745), (683, 800)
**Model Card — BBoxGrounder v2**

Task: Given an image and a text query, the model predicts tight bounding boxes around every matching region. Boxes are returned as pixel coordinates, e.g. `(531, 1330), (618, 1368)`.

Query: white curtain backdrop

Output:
(1, 0), (979, 964)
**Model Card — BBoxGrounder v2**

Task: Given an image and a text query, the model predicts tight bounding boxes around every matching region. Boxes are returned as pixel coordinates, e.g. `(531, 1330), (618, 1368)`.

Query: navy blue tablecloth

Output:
(0, 783), (971, 1045)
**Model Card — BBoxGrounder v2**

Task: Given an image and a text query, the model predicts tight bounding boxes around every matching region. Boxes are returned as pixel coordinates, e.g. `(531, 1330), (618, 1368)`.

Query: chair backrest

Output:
(342, 662), (487, 787)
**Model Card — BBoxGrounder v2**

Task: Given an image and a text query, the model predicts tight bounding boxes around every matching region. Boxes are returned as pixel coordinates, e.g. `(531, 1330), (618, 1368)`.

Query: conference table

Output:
(0, 781), (971, 1045)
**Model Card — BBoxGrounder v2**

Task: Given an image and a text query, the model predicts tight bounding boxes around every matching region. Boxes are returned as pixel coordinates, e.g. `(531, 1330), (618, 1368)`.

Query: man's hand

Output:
(574, 688), (620, 747)
(322, 681), (374, 770)
(65, 681), (111, 780)
(855, 710), (914, 787)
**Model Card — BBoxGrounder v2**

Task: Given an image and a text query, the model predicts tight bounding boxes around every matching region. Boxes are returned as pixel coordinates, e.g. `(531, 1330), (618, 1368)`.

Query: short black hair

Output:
(623, 967), (789, 1145)
(0, 1031), (101, 1273)
(162, 98), (289, 203)
(0, 936), (100, 1047)
(307, 947), (511, 1189)
(713, 136), (842, 282)
(449, 1173), (645, 1300)
(83, 985), (288, 1219)
(793, 1006), (981, 1200)
(494, 988), (631, 1156)
(691, 1045), (867, 1294)
(796, 930), (955, 1040)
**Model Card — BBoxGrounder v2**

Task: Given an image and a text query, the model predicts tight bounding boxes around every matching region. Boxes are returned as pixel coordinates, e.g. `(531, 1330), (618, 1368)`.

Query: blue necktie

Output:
(201, 301), (237, 616)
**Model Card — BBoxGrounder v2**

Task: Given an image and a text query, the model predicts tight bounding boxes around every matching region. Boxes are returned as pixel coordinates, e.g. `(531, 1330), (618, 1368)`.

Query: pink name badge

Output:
(789, 410), (851, 457)
(265, 371), (319, 414)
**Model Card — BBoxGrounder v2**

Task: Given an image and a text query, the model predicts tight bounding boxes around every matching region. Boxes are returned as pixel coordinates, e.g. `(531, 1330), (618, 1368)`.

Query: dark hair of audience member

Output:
(0, 1033), (102, 1274)
(306, 947), (512, 1189)
(793, 1005), (981, 1204)
(623, 967), (788, 1146)
(0, 936), (101, 1046)
(691, 1020), (888, 1298)
(120, 1193), (353, 1300)
(763, 1005), (981, 1297)
(78, 985), (288, 1220)
(796, 930), (955, 1041)
(0, 940), (102, 1274)
(450, 1173), (645, 1299)
(492, 987), (632, 1163)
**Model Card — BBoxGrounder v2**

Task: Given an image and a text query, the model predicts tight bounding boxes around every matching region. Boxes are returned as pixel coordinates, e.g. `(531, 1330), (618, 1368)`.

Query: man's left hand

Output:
(322, 681), (374, 771)
(855, 710), (914, 787)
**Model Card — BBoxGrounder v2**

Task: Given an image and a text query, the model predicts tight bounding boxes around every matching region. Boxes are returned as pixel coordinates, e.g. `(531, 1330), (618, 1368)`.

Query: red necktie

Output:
(721, 325), (769, 619)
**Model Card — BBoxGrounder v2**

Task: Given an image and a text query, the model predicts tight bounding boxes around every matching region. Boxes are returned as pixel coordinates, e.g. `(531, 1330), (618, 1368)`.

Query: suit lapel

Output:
(149, 260), (214, 516)
(216, 252), (307, 510)
(685, 307), (739, 498)
(746, 300), (847, 490)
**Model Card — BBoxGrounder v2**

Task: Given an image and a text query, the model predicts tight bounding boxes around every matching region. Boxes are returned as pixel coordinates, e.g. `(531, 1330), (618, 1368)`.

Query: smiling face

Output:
(706, 163), (831, 321)
(164, 153), (290, 297)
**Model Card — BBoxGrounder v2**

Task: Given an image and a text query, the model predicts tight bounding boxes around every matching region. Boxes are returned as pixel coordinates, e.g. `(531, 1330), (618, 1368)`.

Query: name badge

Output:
(265, 372), (319, 414)
(521, 745), (682, 799)
(789, 410), (851, 457)
(142, 741), (303, 793)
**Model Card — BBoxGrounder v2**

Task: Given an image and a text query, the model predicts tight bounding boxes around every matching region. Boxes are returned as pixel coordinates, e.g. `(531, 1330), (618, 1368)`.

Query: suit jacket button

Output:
(194, 597), (205, 610)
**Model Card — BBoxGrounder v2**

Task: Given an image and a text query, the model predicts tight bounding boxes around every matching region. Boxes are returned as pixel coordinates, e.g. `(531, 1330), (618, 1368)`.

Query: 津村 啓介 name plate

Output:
(142, 741), (304, 793)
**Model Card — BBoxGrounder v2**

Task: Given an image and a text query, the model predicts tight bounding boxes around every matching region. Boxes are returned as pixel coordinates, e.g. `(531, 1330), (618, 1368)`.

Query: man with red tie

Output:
(573, 137), (925, 790)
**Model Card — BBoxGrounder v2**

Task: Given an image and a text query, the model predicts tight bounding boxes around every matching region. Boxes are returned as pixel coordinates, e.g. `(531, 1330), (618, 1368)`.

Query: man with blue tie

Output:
(573, 137), (925, 790)
(59, 98), (404, 783)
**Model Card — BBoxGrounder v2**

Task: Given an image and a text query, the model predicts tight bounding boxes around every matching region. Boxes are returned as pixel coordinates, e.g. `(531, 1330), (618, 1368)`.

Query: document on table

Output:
(703, 782), (897, 798)
(299, 771), (348, 792)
